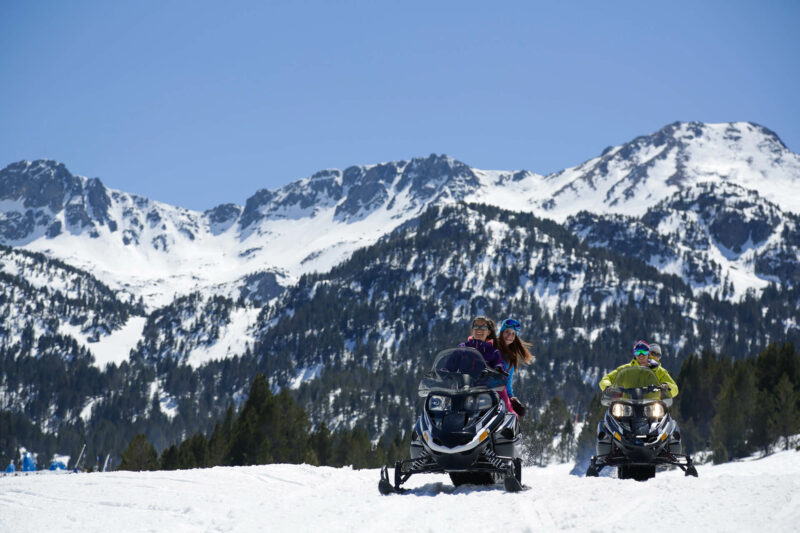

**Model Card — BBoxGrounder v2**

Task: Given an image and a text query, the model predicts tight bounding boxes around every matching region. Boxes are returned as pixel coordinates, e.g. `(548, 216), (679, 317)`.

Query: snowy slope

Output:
(1, 450), (798, 532)
(59, 316), (147, 368)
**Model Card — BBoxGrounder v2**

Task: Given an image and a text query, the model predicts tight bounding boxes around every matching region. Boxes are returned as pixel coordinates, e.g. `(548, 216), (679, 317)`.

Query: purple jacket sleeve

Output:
(485, 348), (505, 370)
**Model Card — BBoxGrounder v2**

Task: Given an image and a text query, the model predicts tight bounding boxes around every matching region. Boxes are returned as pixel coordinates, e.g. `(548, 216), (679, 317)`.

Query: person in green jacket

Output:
(598, 340), (679, 397)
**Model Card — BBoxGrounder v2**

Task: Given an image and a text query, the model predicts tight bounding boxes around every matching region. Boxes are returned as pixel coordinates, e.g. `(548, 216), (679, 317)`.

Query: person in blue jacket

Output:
(496, 318), (534, 416)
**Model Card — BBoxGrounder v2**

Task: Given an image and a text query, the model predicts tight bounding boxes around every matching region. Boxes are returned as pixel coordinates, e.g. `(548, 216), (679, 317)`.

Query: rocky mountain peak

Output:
(539, 121), (800, 220)
(0, 160), (116, 242)
(237, 153), (477, 226)
(0, 159), (84, 211)
(399, 153), (479, 201)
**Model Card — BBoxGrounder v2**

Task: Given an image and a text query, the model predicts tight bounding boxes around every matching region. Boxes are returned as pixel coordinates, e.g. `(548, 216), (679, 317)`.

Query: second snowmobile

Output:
(379, 347), (523, 493)
(586, 365), (698, 480)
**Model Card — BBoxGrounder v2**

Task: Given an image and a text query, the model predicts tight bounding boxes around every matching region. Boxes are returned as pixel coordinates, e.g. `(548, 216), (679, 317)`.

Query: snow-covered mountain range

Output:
(3, 121), (800, 464)
(2, 121), (798, 310)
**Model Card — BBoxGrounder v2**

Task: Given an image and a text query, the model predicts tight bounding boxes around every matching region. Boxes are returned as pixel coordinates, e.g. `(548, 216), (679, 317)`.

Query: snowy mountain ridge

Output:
(514, 121), (800, 221)
(1, 121), (798, 309)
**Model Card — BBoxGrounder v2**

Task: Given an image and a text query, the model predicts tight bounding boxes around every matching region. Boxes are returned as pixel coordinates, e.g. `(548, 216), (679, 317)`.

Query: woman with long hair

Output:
(458, 315), (517, 416)
(496, 318), (534, 416)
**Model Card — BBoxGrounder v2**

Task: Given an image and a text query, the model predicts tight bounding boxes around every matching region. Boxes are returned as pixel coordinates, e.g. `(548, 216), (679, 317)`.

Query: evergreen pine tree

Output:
(270, 390), (314, 464)
(119, 434), (159, 471)
(227, 374), (276, 466)
(207, 405), (234, 466)
(310, 422), (332, 466)
(520, 417), (549, 467)
(675, 351), (730, 454)
(557, 419), (576, 463)
(710, 364), (756, 462)
(384, 431), (409, 467)
(160, 445), (179, 470)
(748, 386), (774, 456)
(769, 374), (800, 451)
(177, 433), (209, 468)
(332, 427), (374, 468)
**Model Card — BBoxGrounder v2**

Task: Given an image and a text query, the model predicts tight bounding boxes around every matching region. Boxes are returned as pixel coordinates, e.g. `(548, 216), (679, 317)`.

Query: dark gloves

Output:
(510, 397), (526, 417)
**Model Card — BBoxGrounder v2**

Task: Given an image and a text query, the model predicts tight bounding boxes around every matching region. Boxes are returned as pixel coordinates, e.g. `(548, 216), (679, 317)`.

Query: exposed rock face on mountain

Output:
(0, 160), (113, 241)
(237, 155), (481, 227)
(567, 182), (800, 297)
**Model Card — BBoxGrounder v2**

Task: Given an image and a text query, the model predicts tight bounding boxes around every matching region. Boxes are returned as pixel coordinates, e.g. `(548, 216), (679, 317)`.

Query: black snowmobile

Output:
(586, 365), (698, 480)
(379, 347), (523, 494)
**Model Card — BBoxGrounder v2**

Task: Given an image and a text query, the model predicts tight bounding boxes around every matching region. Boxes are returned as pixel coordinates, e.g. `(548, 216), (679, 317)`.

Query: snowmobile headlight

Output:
(429, 395), (451, 412)
(644, 402), (665, 419)
(475, 393), (492, 410)
(611, 403), (632, 418)
(463, 393), (492, 411)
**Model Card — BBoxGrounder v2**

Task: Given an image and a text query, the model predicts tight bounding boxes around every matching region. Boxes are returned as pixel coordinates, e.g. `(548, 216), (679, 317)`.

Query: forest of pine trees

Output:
(675, 342), (800, 462)
(118, 373), (410, 471)
(117, 342), (800, 473)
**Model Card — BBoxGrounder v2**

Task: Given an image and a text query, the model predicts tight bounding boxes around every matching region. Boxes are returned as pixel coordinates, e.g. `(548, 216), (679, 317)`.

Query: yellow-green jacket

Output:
(598, 359), (679, 397)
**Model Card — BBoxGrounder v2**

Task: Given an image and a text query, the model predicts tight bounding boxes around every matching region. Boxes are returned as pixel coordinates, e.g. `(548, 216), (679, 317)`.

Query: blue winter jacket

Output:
(504, 363), (515, 397)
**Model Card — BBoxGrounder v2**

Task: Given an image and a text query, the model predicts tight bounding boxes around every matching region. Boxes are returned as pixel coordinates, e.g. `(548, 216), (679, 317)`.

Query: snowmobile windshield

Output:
(418, 347), (507, 396)
(601, 366), (673, 407)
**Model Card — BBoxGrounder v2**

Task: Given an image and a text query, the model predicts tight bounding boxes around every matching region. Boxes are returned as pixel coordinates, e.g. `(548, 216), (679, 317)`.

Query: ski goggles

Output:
(500, 318), (521, 333)
(633, 340), (650, 353)
(634, 349), (650, 356)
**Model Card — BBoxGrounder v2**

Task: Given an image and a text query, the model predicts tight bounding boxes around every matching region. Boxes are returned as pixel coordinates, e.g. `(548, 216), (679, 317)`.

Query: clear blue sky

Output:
(1, 1), (798, 211)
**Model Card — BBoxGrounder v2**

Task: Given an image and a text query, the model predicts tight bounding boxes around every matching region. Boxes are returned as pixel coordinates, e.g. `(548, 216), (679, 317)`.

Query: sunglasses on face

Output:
(635, 349), (649, 356)
(471, 324), (489, 331)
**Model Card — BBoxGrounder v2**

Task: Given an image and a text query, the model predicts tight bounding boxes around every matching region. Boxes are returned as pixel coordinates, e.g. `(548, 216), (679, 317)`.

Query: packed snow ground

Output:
(2, 450), (798, 532)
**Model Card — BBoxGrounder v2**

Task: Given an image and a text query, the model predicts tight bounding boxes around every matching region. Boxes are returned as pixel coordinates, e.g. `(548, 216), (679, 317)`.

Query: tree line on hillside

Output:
(118, 374), (409, 471)
(676, 342), (800, 461)
(119, 342), (800, 473)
